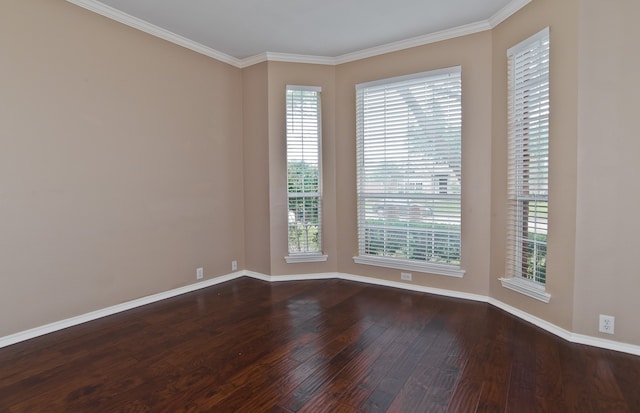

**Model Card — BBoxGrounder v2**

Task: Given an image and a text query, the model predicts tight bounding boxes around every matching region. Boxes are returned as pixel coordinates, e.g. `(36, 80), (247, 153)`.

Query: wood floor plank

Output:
(340, 296), (444, 408)
(609, 352), (640, 412)
(1, 277), (639, 412)
(474, 310), (516, 412)
(358, 317), (449, 412)
(183, 319), (373, 411)
(212, 323), (388, 412)
(388, 298), (479, 413)
(505, 321), (537, 413)
(533, 329), (568, 412)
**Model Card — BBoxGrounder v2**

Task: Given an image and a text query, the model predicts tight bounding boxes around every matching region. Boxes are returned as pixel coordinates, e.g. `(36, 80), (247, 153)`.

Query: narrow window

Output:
(285, 86), (326, 263)
(354, 67), (463, 277)
(502, 28), (551, 302)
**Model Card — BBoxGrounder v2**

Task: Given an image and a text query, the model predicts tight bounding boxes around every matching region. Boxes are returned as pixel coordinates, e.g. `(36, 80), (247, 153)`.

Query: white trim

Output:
(499, 277), (551, 303)
(65, 0), (242, 67)
(488, 298), (640, 356)
(285, 85), (323, 93)
(488, 0), (533, 28)
(339, 273), (485, 302)
(67, 0), (531, 68)
(263, 53), (337, 66)
(237, 53), (268, 69)
(333, 21), (490, 65)
(356, 66), (461, 90)
(570, 333), (640, 356)
(242, 270), (271, 282)
(507, 26), (550, 57)
(3, 270), (639, 357)
(353, 256), (465, 278)
(237, 52), (337, 69)
(284, 254), (328, 264)
(0, 271), (243, 349)
(488, 297), (571, 341)
(245, 271), (338, 283)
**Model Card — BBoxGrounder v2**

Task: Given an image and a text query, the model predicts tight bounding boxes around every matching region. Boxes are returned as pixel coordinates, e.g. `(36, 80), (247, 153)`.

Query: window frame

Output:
(285, 85), (327, 263)
(500, 27), (551, 303)
(353, 67), (464, 277)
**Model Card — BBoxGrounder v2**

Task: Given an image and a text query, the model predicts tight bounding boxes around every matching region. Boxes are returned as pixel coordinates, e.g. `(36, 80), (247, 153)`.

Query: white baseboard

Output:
(487, 297), (572, 342)
(244, 271), (337, 283)
(243, 272), (640, 356)
(338, 273), (488, 303)
(2, 270), (639, 357)
(0, 271), (243, 349)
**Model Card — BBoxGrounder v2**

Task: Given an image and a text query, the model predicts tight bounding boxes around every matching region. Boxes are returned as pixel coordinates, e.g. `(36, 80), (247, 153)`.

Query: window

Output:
(354, 67), (463, 277)
(285, 86), (326, 263)
(501, 28), (551, 302)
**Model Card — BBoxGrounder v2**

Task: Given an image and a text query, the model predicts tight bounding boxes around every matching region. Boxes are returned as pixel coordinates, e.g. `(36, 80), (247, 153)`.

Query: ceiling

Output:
(68, 0), (530, 66)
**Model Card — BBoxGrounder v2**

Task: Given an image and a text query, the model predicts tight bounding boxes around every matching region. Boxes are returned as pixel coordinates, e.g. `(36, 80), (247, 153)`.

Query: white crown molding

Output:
(333, 20), (491, 65)
(67, 0), (532, 68)
(488, 0), (533, 28)
(237, 53), (269, 69)
(65, 0), (242, 67)
(265, 53), (337, 67)
(2, 270), (639, 357)
(237, 52), (338, 68)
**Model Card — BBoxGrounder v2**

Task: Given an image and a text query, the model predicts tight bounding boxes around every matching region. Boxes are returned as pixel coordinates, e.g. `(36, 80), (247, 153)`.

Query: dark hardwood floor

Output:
(1, 277), (639, 412)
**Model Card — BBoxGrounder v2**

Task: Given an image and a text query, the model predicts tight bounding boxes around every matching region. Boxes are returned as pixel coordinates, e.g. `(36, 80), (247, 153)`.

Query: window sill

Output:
(353, 255), (464, 278)
(499, 277), (551, 303)
(285, 254), (328, 264)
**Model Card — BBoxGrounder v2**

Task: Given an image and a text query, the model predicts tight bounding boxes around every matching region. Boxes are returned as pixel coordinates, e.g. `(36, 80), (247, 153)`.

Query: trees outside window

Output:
(286, 86), (323, 256)
(355, 67), (463, 275)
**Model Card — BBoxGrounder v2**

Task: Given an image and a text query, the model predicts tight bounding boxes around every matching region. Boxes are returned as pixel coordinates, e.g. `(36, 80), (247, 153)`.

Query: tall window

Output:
(503, 28), (550, 301)
(354, 67), (463, 277)
(286, 86), (325, 262)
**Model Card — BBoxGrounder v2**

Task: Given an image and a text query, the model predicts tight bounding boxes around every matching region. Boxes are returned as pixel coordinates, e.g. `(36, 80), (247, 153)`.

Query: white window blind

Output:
(286, 86), (323, 256)
(355, 67), (462, 275)
(506, 28), (550, 286)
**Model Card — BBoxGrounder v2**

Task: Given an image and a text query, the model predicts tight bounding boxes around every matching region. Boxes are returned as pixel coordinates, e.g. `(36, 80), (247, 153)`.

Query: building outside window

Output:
(354, 67), (463, 277)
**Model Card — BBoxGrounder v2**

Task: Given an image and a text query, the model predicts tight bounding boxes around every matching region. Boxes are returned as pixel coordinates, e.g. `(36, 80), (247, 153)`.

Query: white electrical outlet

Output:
(401, 272), (412, 281)
(231, 260), (238, 271)
(196, 267), (204, 280)
(599, 314), (615, 335)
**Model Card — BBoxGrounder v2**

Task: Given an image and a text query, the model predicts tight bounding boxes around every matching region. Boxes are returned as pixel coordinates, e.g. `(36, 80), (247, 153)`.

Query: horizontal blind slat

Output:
(356, 67), (462, 267)
(287, 87), (323, 254)
(506, 28), (549, 285)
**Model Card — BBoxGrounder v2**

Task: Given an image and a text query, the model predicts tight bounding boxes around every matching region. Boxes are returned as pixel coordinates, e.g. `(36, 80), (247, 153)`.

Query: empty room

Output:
(1, 0), (639, 411)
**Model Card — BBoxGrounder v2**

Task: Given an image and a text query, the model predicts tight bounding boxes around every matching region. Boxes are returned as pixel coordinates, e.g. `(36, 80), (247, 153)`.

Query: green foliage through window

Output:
(286, 87), (322, 254)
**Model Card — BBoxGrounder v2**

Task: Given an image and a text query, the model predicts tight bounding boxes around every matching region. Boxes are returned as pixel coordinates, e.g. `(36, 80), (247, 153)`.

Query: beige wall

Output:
(242, 62), (338, 275)
(490, 0), (579, 331)
(0, 0), (244, 336)
(266, 62), (338, 275)
(249, 33), (495, 297)
(4, 0), (640, 347)
(242, 62), (271, 274)
(334, 32), (494, 296)
(574, 0), (640, 344)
